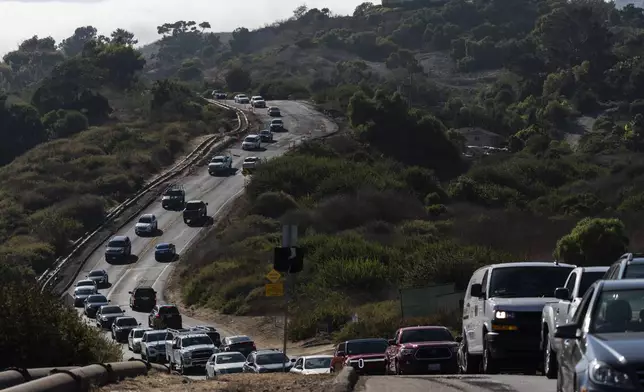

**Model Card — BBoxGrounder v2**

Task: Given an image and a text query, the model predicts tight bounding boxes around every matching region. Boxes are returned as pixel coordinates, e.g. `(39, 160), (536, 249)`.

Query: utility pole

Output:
(281, 224), (297, 372)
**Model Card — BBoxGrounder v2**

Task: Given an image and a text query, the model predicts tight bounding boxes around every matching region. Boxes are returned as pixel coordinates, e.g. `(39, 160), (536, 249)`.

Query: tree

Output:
(199, 21), (211, 33)
(225, 67), (251, 92)
(230, 27), (251, 53)
(59, 26), (98, 56)
(41, 109), (89, 138)
(293, 4), (309, 19)
(0, 95), (47, 165)
(554, 218), (629, 265)
(110, 29), (138, 46)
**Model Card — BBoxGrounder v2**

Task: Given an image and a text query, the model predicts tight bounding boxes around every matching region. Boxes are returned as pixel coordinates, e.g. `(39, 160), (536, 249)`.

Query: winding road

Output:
(68, 100), (337, 361)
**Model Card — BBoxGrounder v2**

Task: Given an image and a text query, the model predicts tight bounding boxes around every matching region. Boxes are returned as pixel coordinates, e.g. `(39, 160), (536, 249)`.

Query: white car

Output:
(205, 352), (247, 379)
(135, 214), (157, 235)
(241, 135), (261, 150)
(141, 330), (168, 363)
(242, 156), (264, 170)
(251, 96), (266, 108)
(128, 327), (152, 353)
(290, 355), (333, 375)
(234, 94), (249, 104)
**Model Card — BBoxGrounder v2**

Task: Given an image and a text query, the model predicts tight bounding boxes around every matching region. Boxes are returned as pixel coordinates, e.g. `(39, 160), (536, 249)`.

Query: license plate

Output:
(428, 364), (441, 371)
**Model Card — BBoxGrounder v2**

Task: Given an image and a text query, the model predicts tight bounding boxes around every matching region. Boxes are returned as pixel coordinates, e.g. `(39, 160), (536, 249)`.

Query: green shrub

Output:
(249, 191), (299, 218)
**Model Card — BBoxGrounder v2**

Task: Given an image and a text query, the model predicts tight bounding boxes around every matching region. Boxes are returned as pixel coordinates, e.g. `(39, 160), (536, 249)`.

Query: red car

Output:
(385, 326), (461, 375)
(331, 338), (389, 375)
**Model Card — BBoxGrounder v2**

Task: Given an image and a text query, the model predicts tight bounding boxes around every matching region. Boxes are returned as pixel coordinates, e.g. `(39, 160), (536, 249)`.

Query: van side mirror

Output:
(470, 283), (483, 298)
(455, 336), (463, 343)
(387, 339), (396, 345)
(555, 288), (570, 300)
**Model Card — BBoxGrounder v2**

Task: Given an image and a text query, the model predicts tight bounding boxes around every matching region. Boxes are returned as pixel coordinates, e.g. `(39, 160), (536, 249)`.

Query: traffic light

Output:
(273, 247), (304, 273)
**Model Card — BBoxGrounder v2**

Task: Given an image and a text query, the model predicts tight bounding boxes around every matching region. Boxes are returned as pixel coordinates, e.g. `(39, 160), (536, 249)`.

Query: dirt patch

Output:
(97, 372), (335, 392)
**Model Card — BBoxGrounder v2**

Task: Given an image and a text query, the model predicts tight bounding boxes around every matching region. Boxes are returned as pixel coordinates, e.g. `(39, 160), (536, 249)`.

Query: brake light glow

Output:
(156, 314), (161, 318)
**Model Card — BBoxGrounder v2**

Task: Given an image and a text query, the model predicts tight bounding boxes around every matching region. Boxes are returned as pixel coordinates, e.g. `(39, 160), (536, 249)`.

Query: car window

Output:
(117, 318), (138, 326)
(623, 263), (644, 279)
(346, 340), (388, 355)
(182, 336), (213, 346)
(399, 328), (453, 343)
(578, 272), (606, 297)
(145, 332), (166, 342)
(159, 306), (179, 315)
(488, 266), (574, 298)
(135, 288), (155, 296)
(87, 295), (107, 303)
(216, 353), (246, 364)
(211, 157), (224, 163)
(76, 287), (95, 295)
(305, 357), (331, 369)
(89, 271), (103, 277)
(572, 285), (596, 324)
(256, 353), (287, 365)
(108, 240), (126, 247)
(591, 288), (644, 333)
(139, 216), (153, 223)
(133, 330), (146, 338)
(101, 306), (122, 314)
(564, 272), (577, 293)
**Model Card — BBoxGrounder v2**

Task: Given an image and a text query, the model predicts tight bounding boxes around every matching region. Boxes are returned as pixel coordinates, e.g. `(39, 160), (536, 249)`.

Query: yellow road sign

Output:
(266, 269), (282, 283)
(265, 283), (284, 297)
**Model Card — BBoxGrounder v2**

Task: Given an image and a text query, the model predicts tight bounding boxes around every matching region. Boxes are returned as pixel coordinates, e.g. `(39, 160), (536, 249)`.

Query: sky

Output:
(0, 0), (369, 56)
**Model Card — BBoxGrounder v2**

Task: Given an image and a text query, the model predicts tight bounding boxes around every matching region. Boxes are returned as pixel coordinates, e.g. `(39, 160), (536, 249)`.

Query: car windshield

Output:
(228, 336), (251, 344)
(89, 271), (103, 277)
(183, 336), (213, 346)
(156, 244), (170, 250)
(244, 136), (258, 142)
(305, 357), (332, 369)
(272, 120), (282, 124)
(256, 353), (287, 365)
(184, 203), (202, 211)
(108, 240), (126, 247)
(260, 130), (270, 134)
(146, 332), (166, 342)
(101, 306), (122, 314)
(166, 190), (183, 197)
(623, 263), (644, 279)
(117, 318), (138, 326)
(211, 157), (224, 163)
(346, 340), (388, 355)
(245, 158), (257, 162)
(134, 330), (147, 338)
(399, 328), (453, 344)
(591, 289), (644, 333)
(159, 306), (179, 315)
(216, 353), (246, 364)
(77, 281), (94, 286)
(579, 271), (607, 297)
(488, 266), (574, 298)
(139, 216), (153, 223)
(87, 295), (107, 303)
(76, 287), (95, 295)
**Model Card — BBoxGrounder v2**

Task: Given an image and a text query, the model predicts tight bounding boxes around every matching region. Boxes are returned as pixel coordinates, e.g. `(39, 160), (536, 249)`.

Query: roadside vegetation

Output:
(0, 27), (233, 367)
(176, 0), (644, 343)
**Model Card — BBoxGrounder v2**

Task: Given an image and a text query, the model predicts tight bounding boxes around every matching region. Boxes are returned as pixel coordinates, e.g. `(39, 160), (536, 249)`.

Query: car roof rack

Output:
(620, 253), (644, 262)
(164, 183), (185, 192)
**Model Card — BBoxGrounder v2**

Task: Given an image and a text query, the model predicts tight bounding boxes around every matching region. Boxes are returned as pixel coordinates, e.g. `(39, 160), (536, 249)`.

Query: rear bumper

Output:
(105, 253), (126, 261)
(486, 331), (541, 360)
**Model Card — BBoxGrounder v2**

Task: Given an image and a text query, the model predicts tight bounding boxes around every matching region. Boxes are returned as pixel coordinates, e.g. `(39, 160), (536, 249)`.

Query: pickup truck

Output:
(540, 266), (608, 378)
(167, 331), (219, 374)
(182, 200), (208, 225)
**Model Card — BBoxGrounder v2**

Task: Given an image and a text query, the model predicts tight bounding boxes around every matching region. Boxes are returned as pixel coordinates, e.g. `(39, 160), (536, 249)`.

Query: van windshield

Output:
(489, 266), (574, 298)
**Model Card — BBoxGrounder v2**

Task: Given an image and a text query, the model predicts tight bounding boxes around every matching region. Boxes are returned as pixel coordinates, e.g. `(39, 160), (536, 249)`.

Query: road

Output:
(358, 374), (555, 392)
(67, 100), (337, 369)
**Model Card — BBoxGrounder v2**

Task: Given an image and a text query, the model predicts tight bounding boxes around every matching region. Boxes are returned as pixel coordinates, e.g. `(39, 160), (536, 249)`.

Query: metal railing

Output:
(0, 359), (170, 391)
(38, 100), (249, 297)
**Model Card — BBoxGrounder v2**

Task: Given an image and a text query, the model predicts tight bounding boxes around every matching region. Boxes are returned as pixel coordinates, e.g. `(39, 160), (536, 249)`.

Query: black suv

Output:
(149, 304), (182, 329)
(104, 236), (132, 262)
(130, 286), (157, 311)
(604, 253), (644, 280)
(183, 200), (208, 225)
(161, 184), (185, 210)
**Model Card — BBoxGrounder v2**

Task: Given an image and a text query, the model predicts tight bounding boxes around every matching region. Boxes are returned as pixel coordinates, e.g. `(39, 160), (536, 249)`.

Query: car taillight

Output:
(156, 314), (161, 318)
(252, 344), (257, 350)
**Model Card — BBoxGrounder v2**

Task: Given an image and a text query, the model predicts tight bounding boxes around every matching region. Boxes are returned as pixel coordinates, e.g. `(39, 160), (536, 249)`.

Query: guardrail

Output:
(38, 99), (249, 294)
(0, 360), (170, 391)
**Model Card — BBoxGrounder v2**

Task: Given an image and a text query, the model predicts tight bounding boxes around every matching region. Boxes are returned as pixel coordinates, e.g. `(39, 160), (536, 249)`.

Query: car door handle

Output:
(556, 308), (560, 314)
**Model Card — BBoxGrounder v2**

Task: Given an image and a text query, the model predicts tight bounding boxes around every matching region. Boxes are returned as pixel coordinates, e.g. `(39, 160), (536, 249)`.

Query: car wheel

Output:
(544, 338), (558, 379)
(458, 337), (481, 374)
(482, 341), (499, 374)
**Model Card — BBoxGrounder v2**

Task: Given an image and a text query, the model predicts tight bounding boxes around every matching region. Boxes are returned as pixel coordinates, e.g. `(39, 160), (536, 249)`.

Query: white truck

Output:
(166, 329), (219, 374)
(540, 266), (608, 378)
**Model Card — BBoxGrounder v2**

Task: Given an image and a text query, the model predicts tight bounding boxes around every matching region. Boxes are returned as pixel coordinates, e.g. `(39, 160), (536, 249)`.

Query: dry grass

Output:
(98, 372), (334, 392)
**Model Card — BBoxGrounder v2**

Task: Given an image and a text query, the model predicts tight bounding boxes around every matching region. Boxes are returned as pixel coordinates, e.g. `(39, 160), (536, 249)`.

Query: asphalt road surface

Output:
(359, 375), (556, 392)
(68, 100), (337, 372)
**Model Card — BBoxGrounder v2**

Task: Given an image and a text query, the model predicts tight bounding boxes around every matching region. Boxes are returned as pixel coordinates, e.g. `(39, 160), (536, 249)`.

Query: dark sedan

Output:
(556, 279), (644, 391)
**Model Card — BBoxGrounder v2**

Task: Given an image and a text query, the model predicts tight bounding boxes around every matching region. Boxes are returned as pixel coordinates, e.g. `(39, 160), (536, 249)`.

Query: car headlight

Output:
(494, 310), (514, 319)
(589, 360), (634, 388)
(400, 349), (415, 356)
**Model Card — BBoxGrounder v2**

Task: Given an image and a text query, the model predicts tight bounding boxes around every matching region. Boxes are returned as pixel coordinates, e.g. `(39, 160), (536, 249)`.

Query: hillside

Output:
(0, 27), (237, 368)
(170, 0), (644, 343)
